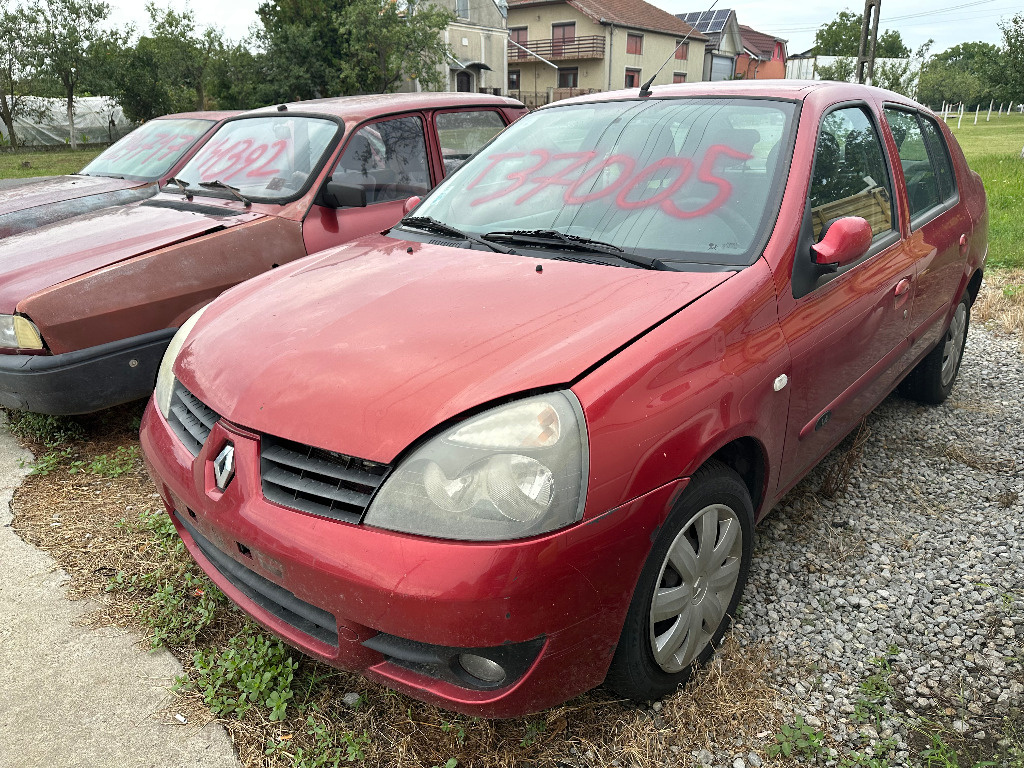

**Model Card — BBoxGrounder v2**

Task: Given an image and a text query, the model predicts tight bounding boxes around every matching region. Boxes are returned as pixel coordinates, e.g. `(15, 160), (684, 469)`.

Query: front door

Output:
(303, 114), (433, 255)
(775, 103), (916, 492)
(456, 71), (472, 92)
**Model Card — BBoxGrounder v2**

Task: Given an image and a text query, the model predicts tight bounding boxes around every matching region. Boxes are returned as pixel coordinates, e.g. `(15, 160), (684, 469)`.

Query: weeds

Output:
(768, 715), (826, 760)
(74, 445), (140, 477)
(854, 645), (898, 724)
(4, 410), (84, 447)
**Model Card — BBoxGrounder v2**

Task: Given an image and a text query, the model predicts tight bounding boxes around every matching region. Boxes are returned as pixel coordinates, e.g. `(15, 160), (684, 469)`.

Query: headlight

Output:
(364, 392), (588, 541)
(154, 306), (209, 419)
(0, 315), (44, 350)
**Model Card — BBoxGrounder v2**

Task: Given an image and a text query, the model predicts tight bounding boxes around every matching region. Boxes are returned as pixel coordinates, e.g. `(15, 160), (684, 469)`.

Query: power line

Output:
(759, 0), (1014, 33)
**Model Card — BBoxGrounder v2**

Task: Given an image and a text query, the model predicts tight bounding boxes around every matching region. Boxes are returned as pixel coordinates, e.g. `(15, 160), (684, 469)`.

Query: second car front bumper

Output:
(0, 329), (176, 415)
(139, 400), (682, 717)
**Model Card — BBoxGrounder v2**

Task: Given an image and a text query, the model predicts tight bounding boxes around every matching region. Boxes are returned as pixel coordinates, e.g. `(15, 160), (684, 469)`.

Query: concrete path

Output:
(0, 414), (240, 768)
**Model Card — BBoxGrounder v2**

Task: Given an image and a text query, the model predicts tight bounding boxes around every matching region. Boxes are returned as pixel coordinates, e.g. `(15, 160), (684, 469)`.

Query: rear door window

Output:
(809, 106), (896, 241)
(435, 110), (507, 176)
(334, 116), (431, 204)
(884, 107), (956, 224)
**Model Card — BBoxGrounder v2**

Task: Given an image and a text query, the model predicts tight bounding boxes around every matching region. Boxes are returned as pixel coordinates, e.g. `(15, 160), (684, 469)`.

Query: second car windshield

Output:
(414, 97), (797, 267)
(81, 118), (214, 181)
(174, 116), (339, 203)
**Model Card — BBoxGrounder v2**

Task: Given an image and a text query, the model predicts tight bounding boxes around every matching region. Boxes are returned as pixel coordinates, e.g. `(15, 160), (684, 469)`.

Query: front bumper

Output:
(140, 400), (681, 717)
(0, 329), (175, 415)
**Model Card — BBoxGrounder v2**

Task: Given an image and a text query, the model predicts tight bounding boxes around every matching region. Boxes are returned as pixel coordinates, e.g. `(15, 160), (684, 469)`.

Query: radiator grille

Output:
(167, 381), (220, 456)
(260, 435), (390, 523)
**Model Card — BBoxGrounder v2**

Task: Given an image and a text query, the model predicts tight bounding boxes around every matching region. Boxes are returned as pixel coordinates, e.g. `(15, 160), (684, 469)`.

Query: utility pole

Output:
(856, 0), (880, 84)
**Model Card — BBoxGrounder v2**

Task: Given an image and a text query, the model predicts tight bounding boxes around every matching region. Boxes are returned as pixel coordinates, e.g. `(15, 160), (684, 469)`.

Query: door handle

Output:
(959, 233), (969, 256)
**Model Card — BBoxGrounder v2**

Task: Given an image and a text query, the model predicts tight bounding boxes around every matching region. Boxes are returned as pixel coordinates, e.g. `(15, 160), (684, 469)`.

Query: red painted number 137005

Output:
(465, 144), (752, 220)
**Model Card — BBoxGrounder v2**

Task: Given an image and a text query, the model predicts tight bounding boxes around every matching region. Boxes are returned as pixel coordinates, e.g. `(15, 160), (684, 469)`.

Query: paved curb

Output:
(0, 414), (241, 768)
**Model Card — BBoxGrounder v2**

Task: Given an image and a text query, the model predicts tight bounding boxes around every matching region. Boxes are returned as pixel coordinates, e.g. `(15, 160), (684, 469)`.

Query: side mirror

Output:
(320, 177), (367, 209)
(812, 216), (872, 268)
(403, 196), (421, 215)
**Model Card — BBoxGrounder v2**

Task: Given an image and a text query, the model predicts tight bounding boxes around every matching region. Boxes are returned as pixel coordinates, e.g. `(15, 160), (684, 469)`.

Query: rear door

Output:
(775, 102), (917, 490)
(882, 106), (968, 363)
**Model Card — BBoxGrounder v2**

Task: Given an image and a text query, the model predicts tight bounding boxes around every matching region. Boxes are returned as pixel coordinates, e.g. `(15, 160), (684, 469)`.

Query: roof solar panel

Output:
(679, 8), (731, 32)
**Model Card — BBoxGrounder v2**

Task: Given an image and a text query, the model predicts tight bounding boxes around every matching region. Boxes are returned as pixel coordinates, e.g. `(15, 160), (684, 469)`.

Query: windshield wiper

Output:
(482, 229), (670, 270)
(398, 216), (517, 255)
(166, 177), (193, 201)
(198, 179), (251, 207)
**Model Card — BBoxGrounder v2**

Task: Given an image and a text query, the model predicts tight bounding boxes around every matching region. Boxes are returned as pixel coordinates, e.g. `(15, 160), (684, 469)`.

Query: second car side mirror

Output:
(811, 216), (873, 269)
(403, 196), (421, 215)
(320, 177), (367, 209)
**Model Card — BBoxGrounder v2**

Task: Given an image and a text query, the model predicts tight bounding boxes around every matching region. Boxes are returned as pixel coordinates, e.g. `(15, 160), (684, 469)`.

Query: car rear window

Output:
(413, 97), (798, 268)
(81, 118), (214, 181)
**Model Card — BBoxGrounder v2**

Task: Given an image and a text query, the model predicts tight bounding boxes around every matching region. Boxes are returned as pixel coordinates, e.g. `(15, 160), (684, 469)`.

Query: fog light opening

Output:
(458, 653), (506, 684)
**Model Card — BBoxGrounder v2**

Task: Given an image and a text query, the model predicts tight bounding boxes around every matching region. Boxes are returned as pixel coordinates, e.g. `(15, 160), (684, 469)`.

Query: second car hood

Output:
(0, 174), (142, 216)
(0, 198), (263, 312)
(178, 236), (734, 462)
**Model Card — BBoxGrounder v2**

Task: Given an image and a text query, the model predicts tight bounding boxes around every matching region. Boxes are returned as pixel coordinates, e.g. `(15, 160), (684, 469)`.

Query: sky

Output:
(105, 0), (1016, 55)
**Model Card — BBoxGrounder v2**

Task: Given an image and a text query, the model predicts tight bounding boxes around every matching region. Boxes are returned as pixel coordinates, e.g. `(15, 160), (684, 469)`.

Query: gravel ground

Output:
(706, 322), (1024, 767)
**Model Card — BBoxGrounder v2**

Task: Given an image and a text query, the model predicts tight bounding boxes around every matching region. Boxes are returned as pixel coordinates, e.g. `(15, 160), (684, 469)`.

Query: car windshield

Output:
(174, 116), (340, 203)
(414, 97), (798, 268)
(80, 118), (215, 181)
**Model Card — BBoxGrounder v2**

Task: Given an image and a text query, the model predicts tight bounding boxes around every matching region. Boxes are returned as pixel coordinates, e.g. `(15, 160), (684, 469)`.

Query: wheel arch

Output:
(696, 435), (770, 520)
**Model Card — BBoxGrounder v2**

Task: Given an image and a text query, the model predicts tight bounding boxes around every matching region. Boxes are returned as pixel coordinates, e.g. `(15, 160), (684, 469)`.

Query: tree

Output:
(813, 10), (909, 59)
(916, 41), (998, 107)
(990, 13), (1024, 103)
(32, 0), (111, 149)
(0, 3), (41, 147)
(255, 0), (454, 101)
(145, 3), (222, 110)
(815, 56), (856, 83)
(336, 0), (453, 94)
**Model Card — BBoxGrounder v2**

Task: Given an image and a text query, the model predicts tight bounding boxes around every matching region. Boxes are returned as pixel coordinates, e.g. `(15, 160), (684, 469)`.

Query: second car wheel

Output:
(605, 459), (754, 702)
(901, 293), (971, 405)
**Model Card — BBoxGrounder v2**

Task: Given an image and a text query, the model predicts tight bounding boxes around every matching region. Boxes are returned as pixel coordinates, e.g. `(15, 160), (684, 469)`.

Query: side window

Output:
(436, 111), (506, 176)
(333, 116), (430, 204)
(809, 107), (895, 241)
(917, 115), (956, 202)
(884, 107), (941, 221)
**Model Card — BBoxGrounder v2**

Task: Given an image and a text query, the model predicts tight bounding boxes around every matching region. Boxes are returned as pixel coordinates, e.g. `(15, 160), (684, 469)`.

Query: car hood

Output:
(0, 174), (143, 216)
(0, 198), (263, 313)
(178, 236), (734, 462)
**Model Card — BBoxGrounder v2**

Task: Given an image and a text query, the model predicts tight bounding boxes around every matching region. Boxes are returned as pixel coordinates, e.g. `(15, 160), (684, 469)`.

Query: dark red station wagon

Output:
(0, 93), (525, 415)
(140, 81), (987, 717)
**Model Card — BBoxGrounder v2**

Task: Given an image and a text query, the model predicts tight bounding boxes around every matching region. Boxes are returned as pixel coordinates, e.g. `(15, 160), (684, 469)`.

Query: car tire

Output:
(901, 294), (970, 405)
(605, 459), (754, 702)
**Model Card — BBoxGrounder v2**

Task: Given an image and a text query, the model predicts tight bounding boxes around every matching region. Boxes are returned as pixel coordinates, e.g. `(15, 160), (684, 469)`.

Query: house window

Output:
(510, 26), (528, 59)
(673, 72), (686, 83)
(773, 42), (783, 60)
(552, 22), (575, 56)
(508, 69), (520, 91)
(674, 40), (689, 59)
(627, 33), (643, 55)
(624, 67), (641, 88)
(557, 67), (579, 88)
(456, 0), (469, 19)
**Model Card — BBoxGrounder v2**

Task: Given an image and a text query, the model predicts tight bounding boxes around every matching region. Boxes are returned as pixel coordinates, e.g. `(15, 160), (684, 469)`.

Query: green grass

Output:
(0, 147), (104, 178)
(945, 113), (1023, 269)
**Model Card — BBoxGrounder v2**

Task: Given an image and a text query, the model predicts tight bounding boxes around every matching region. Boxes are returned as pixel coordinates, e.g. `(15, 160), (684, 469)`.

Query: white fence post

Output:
(975, 104), (979, 124)
(987, 100), (993, 122)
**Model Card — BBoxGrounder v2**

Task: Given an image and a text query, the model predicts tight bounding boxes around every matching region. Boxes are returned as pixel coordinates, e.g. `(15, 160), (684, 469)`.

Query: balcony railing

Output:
(508, 35), (605, 62)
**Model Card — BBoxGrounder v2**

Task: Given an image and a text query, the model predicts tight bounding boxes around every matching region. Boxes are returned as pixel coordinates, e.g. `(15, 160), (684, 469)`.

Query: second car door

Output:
(303, 114), (434, 254)
(775, 102), (917, 491)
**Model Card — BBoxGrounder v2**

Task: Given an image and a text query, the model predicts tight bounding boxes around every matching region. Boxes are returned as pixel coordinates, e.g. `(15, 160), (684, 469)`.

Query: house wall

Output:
(506, 3), (705, 102)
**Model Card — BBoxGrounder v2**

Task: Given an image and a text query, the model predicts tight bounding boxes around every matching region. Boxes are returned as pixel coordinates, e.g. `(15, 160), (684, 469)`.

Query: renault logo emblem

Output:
(213, 443), (235, 491)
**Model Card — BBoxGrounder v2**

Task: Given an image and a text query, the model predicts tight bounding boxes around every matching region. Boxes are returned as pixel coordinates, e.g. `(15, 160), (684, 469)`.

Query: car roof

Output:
(246, 92), (526, 123)
(156, 110), (241, 121)
(550, 79), (925, 109)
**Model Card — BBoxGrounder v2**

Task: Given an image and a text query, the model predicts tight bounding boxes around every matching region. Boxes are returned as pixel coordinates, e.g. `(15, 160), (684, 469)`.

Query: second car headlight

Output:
(154, 305), (209, 419)
(364, 392), (588, 541)
(0, 315), (43, 350)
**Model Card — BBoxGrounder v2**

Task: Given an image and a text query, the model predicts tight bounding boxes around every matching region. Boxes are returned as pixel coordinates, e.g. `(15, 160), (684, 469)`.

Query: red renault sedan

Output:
(140, 81), (987, 717)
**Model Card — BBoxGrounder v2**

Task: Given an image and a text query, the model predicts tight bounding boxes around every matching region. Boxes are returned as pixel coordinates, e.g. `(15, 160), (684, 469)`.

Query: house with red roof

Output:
(735, 24), (788, 80)
(506, 0), (708, 107)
